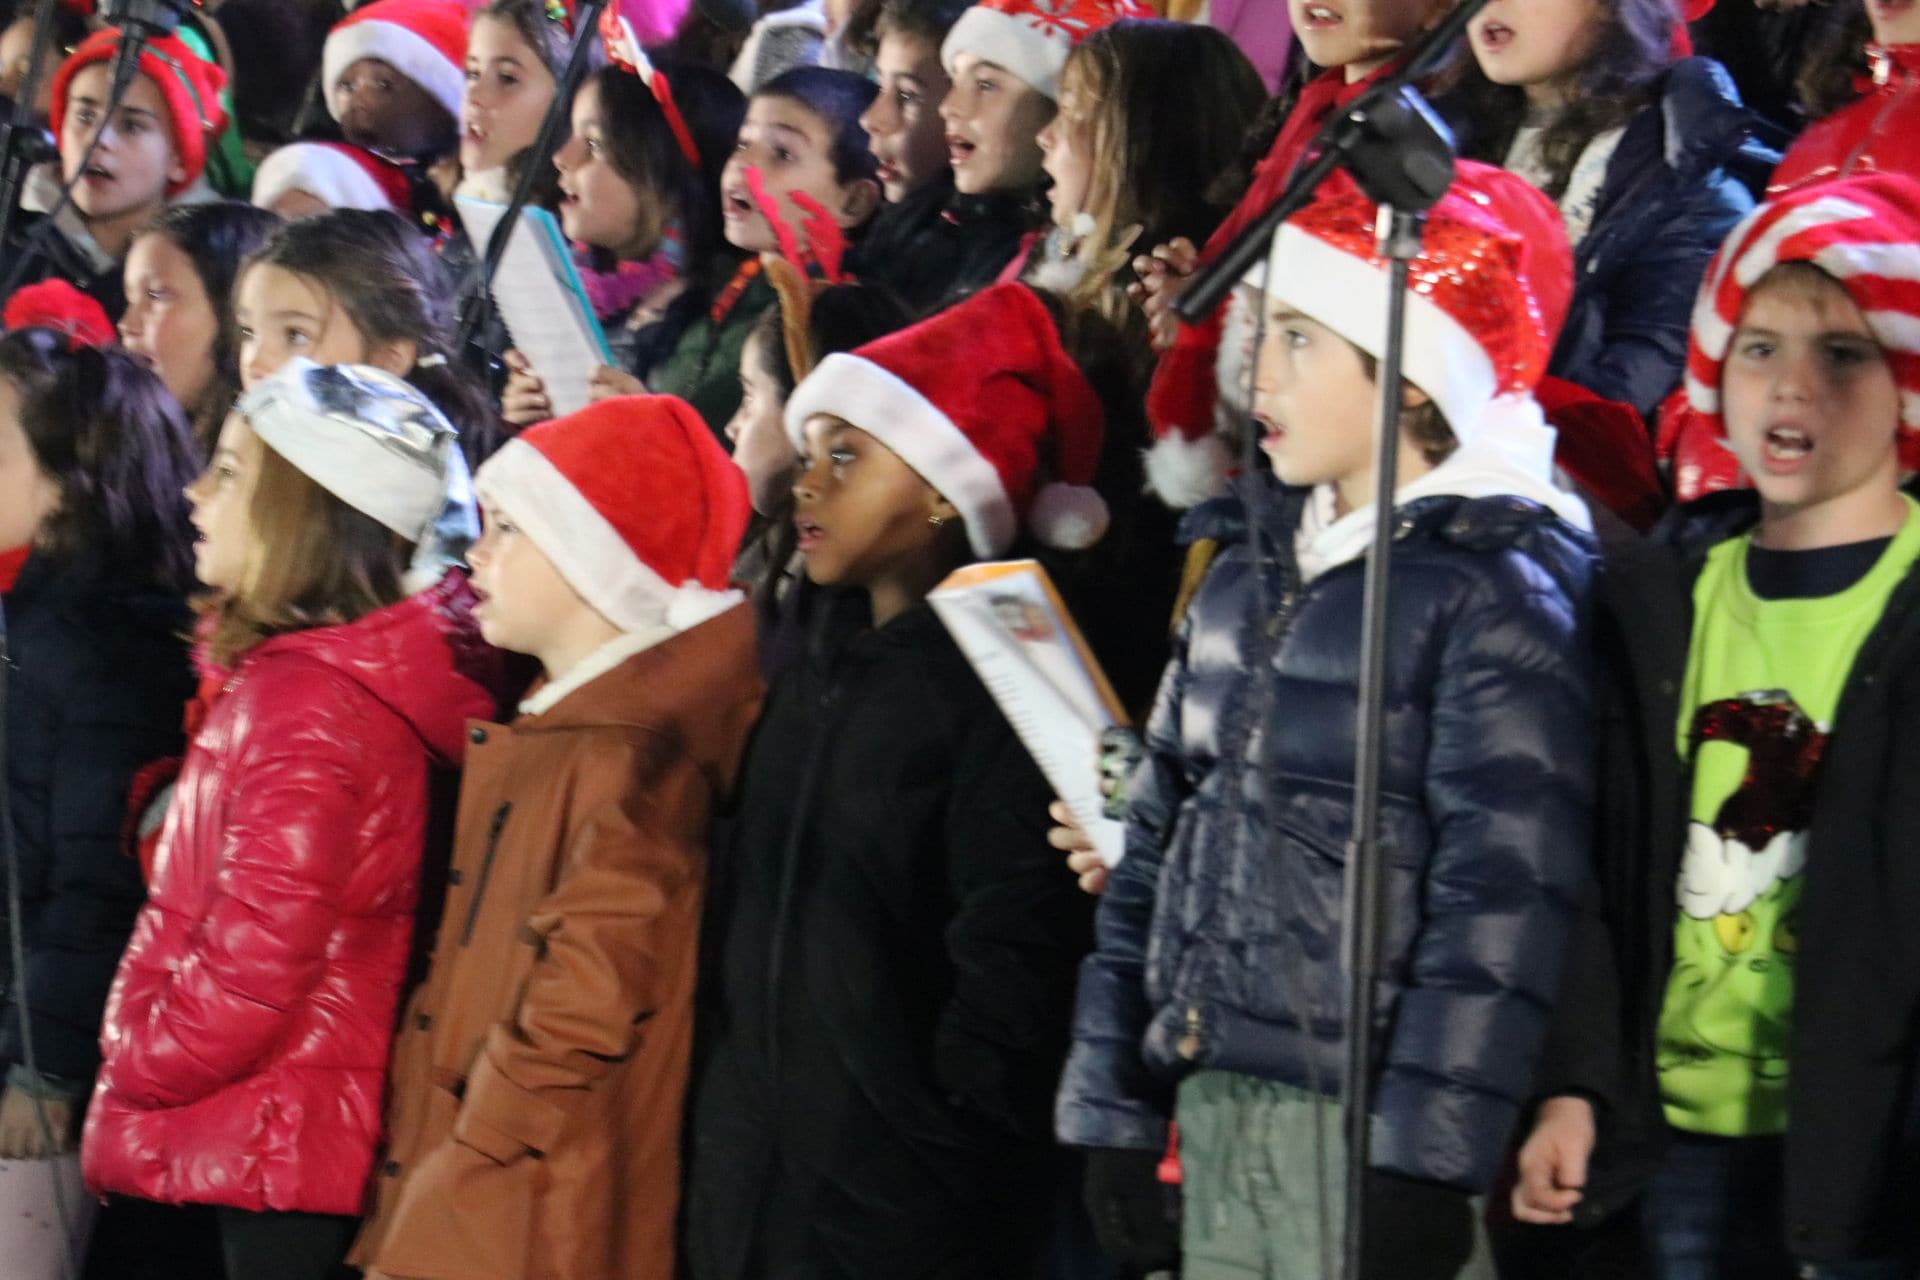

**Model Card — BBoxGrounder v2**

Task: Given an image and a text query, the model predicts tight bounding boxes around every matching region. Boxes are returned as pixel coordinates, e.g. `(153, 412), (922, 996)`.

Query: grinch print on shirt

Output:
(1658, 690), (1824, 1135)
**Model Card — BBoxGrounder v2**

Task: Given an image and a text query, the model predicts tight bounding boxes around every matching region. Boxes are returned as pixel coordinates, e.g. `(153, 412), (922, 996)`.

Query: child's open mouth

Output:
(1299, 3), (1343, 29)
(1476, 20), (1516, 49)
(947, 134), (976, 168)
(723, 190), (756, 221)
(794, 515), (825, 551)
(1763, 424), (1813, 466)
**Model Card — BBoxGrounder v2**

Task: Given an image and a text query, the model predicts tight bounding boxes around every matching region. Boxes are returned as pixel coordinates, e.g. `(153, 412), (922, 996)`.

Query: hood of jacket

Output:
(223, 569), (500, 764)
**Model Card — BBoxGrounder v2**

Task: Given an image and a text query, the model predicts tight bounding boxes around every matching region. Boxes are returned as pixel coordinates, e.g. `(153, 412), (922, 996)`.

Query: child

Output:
(237, 209), (503, 466)
(1509, 173), (1920, 1280)
(1770, 0), (1911, 195)
(78, 360), (499, 1280)
(250, 141), (412, 219)
(683, 282), (1104, 1278)
(498, 59), (746, 430)
(350, 395), (762, 1280)
(120, 200), (281, 446)
(324, 0), (466, 164)
(1138, 0), (1454, 508)
(4, 29), (227, 319)
(0, 335), (198, 1163)
(1055, 165), (1597, 1280)
(1028, 19), (1264, 361)
(0, 0), (90, 126)
(1460, 0), (1755, 422)
(456, 0), (573, 204)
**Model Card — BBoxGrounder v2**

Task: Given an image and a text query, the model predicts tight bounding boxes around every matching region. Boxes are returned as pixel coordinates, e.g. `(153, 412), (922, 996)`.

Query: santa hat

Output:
(50, 31), (229, 197)
(252, 141), (410, 213)
(1672, 0), (1713, 57)
(239, 360), (479, 576)
(473, 395), (750, 633)
(784, 282), (1110, 558)
(3, 280), (114, 349)
(941, 0), (1152, 100)
(1683, 172), (1920, 475)
(324, 0), (468, 123)
(1232, 162), (1570, 454)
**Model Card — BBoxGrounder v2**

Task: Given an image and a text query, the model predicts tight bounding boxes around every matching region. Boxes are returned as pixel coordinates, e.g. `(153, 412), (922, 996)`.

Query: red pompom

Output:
(2, 281), (115, 350)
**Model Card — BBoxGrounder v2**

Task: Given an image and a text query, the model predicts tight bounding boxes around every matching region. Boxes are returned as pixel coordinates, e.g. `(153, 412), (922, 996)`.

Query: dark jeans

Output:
(1640, 1130), (1905, 1280)
(214, 1208), (357, 1280)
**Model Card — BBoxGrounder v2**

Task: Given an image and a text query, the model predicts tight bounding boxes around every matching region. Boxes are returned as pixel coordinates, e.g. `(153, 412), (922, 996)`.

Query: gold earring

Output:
(928, 514), (947, 528)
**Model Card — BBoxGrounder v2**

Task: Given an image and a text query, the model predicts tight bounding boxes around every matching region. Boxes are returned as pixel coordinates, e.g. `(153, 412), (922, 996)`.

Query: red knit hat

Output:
(49, 31), (229, 196)
(1681, 172), (1920, 479)
(323, 0), (468, 123)
(940, 0), (1152, 99)
(473, 395), (751, 633)
(783, 282), (1109, 557)
(3, 279), (114, 349)
(251, 141), (411, 213)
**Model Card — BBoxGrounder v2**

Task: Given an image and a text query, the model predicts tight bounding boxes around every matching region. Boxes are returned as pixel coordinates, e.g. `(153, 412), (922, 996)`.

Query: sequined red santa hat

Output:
(941, 0), (1152, 100)
(323, 0), (468, 123)
(784, 283), (1110, 557)
(251, 142), (411, 213)
(1683, 172), (1920, 473)
(474, 395), (750, 633)
(50, 31), (229, 196)
(1230, 162), (1571, 453)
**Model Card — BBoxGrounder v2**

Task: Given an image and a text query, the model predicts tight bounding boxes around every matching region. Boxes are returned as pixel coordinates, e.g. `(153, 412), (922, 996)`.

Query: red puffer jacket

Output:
(81, 572), (500, 1215)
(1770, 44), (1920, 196)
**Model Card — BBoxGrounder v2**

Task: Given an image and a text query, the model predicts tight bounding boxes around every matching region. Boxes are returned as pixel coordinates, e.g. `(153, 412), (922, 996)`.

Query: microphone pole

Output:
(453, 0), (612, 375)
(0, 0), (70, 267)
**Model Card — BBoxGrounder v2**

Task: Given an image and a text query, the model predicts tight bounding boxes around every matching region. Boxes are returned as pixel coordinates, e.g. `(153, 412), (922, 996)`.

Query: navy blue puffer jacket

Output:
(1055, 479), (1598, 1192)
(1547, 58), (1759, 420)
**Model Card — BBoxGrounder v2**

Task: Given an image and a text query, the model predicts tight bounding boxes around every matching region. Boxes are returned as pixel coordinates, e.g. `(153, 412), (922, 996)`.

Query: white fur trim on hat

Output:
(1143, 431), (1232, 508)
(942, 5), (1066, 99)
(785, 352), (1015, 558)
(474, 437), (744, 635)
(252, 143), (396, 212)
(1028, 481), (1108, 549)
(1253, 222), (1501, 448)
(324, 18), (465, 121)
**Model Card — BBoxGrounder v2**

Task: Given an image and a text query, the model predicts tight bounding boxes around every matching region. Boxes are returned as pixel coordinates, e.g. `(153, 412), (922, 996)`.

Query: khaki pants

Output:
(1175, 1071), (1497, 1280)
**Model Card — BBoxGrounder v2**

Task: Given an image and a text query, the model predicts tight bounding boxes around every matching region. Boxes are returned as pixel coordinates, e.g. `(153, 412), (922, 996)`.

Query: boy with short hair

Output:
(350, 395), (764, 1280)
(4, 29), (227, 318)
(1058, 161), (1597, 1280)
(1511, 173), (1920, 1279)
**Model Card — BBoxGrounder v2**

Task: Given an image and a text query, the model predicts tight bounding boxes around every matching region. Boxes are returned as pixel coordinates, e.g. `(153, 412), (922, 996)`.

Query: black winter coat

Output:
(1055, 478), (1598, 1193)
(854, 175), (1037, 315)
(684, 598), (1093, 1280)
(0, 553), (192, 1083)
(1535, 492), (1920, 1265)
(1547, 58), (1757, 421)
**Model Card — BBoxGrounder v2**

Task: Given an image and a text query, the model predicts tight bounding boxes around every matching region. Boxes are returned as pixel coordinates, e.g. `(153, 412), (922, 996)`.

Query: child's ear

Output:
(370, 337), (420, 379)
(836, 177), (883, 229)
(1400, 382), (1431, 411)
(928, 493), (961, 526)
(166, 147), (188, 192)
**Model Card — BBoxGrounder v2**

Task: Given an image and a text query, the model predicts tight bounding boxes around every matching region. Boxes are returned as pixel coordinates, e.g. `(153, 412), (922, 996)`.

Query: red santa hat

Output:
(940, 0), (1152, 100)
(783, 282), (1109, 558)
(473, 395), (750, 633)
(49, 31), (229, 197)
(252, 142), (411, 213)
(1682, 171), (1920, 478)
(323, 0), (468, 123)
(3, 280), (114, 349)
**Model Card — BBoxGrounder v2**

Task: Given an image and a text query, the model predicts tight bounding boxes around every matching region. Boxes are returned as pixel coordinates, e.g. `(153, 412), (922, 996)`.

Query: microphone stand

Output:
(453, 0), (612, 378)
(1168, 7), (1487, 1278)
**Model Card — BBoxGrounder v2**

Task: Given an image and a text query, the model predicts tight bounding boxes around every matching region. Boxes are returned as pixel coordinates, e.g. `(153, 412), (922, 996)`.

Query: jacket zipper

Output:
(459, 802), (513, 946)
(1841, 74), (1914, 179)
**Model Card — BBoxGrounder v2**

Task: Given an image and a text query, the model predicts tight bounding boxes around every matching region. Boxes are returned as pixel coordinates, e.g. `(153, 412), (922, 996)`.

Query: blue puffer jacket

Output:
(1549, 57), (1758, 421)
(1055, 478), (1598, 1192)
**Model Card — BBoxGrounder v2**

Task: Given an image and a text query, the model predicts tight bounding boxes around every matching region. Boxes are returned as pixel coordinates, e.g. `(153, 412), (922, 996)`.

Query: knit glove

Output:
(1084, 1146), (1180, 1275)
(1361, 1169), (1476, 1280)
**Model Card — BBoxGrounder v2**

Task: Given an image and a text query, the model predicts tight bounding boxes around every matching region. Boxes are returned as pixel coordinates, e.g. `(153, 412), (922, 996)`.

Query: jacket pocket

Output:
(373, 1131), (538, 1280)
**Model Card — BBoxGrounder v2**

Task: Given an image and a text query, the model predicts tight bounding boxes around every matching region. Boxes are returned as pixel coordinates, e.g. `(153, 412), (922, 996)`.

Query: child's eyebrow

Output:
(766, 122), (814, 144)
(268, 307), (325, 323)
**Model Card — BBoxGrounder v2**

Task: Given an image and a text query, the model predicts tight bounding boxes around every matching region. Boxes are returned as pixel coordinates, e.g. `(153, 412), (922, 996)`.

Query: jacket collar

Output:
(1866, 43), (1920, 86)
(512, 601), (754, 731)
(1654, 57), (1754, 182)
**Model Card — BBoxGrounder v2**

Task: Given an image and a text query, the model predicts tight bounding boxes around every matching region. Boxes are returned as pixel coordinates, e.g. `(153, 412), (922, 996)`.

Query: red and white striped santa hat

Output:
(1684, 172), (1920, 472)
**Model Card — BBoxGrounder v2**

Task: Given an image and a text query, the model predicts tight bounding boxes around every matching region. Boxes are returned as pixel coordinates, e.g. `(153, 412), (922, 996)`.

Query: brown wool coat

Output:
(350, 606), (763, 1280)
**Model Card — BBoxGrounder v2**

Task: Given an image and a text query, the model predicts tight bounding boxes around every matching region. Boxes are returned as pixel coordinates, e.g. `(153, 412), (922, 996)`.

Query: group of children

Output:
(0, 0), (1917, 1277)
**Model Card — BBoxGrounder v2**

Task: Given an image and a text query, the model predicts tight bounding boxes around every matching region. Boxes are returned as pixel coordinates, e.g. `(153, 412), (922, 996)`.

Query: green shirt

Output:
(1657, 498), (1920, 1135)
